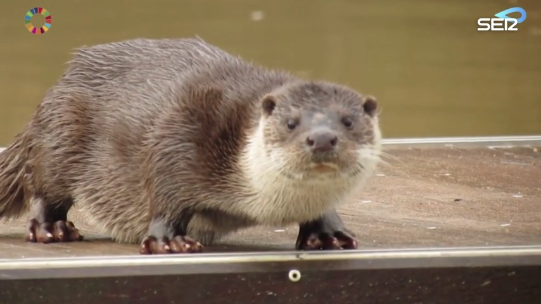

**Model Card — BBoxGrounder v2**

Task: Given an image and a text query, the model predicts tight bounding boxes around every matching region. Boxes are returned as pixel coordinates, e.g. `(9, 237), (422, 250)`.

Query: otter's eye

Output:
(286, 120), (297, 130)
(342, 117), (354, 129)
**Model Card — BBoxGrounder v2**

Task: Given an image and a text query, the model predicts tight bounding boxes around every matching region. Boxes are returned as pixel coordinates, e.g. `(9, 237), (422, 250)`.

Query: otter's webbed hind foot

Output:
(296, 209), (358, 250)
(25, 197), (83, 243)
(140, 219), (203, 254)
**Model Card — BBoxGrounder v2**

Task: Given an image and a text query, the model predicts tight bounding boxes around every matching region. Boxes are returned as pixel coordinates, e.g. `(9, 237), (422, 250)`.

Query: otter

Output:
(0, 38), (381, 254)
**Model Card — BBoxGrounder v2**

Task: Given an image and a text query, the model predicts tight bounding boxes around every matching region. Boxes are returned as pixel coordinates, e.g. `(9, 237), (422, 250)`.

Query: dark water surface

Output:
(1, 0), (540, 146)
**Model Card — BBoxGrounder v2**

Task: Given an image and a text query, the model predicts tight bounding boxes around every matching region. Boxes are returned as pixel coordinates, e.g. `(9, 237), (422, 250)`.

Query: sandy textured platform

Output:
(0, 143), (540, 259)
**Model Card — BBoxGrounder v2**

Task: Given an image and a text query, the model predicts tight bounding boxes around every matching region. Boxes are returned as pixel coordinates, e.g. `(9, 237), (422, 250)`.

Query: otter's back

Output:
(62, 37), (290, 114)
(50, 38), (291, 180)
(61, 38), (236, 107)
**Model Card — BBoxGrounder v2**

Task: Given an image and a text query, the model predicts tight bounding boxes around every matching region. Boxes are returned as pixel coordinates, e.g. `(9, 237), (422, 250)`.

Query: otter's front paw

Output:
(26, 219), (84, 243)
(295, 209), (358, 250)
(296, 230), (358, 250)
(140, 235), (203, 254)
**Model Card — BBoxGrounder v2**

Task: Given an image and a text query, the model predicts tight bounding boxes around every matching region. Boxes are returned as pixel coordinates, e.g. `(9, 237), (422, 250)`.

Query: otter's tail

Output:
(0, 133), (28, 219)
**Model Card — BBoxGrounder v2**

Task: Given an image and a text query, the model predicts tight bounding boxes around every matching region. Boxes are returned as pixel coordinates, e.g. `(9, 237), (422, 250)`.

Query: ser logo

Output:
(477, 7), (526, 31)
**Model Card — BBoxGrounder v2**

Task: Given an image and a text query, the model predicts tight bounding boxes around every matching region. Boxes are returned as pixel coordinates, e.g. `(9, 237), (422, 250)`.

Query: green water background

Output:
(0, 0), (540, 146)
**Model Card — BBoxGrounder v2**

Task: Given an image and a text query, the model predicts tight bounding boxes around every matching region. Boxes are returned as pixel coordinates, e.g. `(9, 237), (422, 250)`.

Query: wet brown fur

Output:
(0, 38), (381, 245)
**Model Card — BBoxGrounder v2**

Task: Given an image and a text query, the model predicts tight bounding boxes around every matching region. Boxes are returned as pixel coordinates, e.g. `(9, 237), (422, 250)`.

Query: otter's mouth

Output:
(310, 152), (338, 163)
(309, 162), (340, 172)
(312, 164), (339, 173)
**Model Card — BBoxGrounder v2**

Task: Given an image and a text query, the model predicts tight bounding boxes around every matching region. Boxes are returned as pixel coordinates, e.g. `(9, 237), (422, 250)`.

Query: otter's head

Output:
(248, 81), (381, 182)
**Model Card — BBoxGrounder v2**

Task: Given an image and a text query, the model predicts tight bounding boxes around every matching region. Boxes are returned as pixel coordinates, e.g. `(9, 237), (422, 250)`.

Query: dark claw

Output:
(323, 236), (341, 249)
(26, 219), (38, 242)
(335, 231), (358, 249)
(53, 220), (69, 242)
(306, 235), (322, 249)
(36, 221), (54, 243)
(140, 235), (203, 254)
(65, 221), (84, 241)
(140, 236), (158, 254)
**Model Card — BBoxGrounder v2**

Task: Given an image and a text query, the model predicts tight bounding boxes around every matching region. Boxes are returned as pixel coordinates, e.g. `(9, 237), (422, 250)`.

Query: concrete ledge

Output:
(0, 137), (540, 303)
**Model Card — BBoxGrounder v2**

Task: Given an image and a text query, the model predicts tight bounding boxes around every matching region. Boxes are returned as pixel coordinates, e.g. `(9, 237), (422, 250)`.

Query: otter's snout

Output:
(306, 131), (338, 153)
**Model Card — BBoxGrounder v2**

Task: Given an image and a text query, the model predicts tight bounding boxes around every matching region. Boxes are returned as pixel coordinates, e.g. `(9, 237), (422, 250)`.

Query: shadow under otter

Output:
(0, 37), (381, 254)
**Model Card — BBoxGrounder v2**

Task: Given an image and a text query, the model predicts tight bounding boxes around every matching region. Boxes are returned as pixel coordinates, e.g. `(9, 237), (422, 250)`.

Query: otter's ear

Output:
(261, 95), (277, 116)
(362, 95), (377, 117)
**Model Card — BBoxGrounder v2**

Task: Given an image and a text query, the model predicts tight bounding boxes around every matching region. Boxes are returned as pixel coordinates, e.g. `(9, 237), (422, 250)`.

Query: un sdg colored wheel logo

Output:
(25, 7), (52, 34)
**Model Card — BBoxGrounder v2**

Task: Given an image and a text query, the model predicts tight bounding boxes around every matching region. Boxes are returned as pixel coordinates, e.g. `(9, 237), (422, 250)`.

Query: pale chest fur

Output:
(237, 173), (365, 226)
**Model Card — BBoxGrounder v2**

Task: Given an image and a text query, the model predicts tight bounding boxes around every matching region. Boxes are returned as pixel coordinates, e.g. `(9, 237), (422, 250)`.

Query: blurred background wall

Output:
(0, 0), (540, 146)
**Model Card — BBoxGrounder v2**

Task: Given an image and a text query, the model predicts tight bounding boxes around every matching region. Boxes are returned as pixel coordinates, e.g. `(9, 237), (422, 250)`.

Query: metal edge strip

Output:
(381, 135), (541, 146)
(1, 245), (541, 270)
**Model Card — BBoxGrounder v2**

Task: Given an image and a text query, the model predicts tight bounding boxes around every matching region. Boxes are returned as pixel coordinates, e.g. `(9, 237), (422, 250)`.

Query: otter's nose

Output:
(306, 132), (338, 153)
